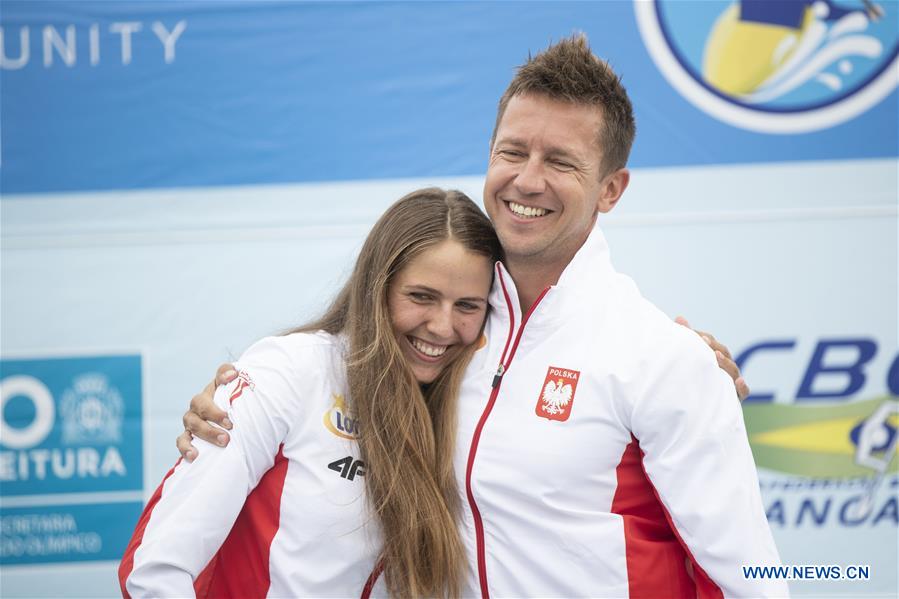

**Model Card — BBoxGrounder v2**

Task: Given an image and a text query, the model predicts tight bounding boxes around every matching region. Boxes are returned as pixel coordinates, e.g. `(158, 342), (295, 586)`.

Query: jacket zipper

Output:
(464, 270), (551, 599)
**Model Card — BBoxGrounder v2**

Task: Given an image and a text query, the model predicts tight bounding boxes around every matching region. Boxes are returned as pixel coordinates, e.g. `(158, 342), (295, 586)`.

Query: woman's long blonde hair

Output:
(292, 188), (502, 597)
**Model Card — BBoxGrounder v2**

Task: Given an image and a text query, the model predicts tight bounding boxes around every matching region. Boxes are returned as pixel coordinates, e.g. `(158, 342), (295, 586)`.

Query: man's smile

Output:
(505, 200), (552, 219)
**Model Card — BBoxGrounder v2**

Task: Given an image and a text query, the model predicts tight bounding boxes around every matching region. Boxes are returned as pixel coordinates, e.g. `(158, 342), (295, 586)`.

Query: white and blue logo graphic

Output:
(0, 355), (143, 565)
(60, 374), (124, 446)
(636, 0), (899, 133)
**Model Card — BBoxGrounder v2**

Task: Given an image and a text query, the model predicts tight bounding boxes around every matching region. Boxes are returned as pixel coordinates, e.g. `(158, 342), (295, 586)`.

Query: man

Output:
(179, 35), (785, 597)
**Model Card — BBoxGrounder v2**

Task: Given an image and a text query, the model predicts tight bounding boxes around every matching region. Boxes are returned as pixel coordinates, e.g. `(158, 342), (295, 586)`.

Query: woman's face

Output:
(388, 239), (494, 384)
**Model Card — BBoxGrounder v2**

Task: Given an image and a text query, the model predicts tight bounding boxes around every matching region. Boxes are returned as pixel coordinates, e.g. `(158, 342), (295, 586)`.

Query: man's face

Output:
(484, 93), (610, 271)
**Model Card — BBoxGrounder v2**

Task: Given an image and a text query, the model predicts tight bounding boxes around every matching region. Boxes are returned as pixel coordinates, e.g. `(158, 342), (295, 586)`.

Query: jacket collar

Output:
(489, 222), (615, 329)
(555, 221), (615, 291)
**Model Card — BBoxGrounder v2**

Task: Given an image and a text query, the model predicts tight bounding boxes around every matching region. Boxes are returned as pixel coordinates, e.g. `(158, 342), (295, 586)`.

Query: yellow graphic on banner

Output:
(703, 3), (816, 96)
(752, 417), (861, 456)
(753, 413), (899, 456)
(744, 398), (898, 478)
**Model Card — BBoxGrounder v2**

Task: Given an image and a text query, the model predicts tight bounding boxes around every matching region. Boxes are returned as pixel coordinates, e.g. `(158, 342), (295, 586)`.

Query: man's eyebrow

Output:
(545, 148), (579, 160)
(496, 137), (584, 162)
(494, 137), (527, 149)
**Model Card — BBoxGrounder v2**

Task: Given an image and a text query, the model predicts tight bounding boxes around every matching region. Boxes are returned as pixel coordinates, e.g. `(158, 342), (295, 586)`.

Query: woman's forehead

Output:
(396, 240), (493, 293)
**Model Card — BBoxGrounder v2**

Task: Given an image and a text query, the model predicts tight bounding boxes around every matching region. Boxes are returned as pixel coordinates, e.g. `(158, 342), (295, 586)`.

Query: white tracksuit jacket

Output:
(121, 224), (786, 598)
(119, 331), (386, 598)
(452, 224), (788, 598)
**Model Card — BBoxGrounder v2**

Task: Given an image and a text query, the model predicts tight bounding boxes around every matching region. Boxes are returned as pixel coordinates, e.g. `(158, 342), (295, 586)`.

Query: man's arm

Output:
(675, 316), (750, 400)
(632, 325), (787, 597)
(177, 319), (749, 460)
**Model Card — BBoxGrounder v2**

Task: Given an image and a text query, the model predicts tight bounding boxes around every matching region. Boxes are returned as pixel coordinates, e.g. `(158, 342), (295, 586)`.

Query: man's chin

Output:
(498, 237), (550, 262)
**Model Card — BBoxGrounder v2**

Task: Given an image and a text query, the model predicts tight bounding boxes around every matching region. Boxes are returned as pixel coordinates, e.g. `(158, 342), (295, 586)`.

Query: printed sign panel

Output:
(0, 355), (143, 565)
(1, 501), (143, 566)
(1, 0), (896, 194)
(733, 332), (897, 595)
(0, 0), (896, 595)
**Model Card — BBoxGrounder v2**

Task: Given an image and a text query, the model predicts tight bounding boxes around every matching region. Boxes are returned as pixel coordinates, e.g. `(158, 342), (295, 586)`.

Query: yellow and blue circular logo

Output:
(635, 0), (899, 133)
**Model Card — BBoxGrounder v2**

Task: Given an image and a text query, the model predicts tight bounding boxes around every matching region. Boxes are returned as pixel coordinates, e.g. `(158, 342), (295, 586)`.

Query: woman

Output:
(119, 188), (502, 598)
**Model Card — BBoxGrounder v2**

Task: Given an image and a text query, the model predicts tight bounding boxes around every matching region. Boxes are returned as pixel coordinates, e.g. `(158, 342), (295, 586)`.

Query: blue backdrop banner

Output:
(2, 0), (896, 193)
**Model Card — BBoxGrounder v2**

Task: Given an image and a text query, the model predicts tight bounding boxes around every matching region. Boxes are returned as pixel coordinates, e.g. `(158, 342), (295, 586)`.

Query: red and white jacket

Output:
(454, 224), (788, 598)
(119, 331), (386, 598)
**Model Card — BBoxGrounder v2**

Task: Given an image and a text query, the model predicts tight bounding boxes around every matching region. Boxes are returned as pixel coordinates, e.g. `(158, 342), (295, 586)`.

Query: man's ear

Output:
(597, 168), (630, 214)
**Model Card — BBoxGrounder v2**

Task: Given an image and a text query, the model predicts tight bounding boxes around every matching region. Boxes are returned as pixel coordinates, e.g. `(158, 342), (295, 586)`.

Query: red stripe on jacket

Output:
(195, 445), (289, 598)
(611, 437), (723, 598)
(360, 560), (384, 599)
(118, 459), (182, 598)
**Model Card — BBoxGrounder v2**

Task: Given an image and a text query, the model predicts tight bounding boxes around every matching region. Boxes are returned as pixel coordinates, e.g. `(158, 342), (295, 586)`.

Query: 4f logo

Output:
(535, 366), (580, 422)
(328, 456), (365, 481)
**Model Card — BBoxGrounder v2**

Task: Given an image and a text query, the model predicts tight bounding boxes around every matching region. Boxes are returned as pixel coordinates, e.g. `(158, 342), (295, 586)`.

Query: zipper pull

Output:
(491, 363), (505, 388)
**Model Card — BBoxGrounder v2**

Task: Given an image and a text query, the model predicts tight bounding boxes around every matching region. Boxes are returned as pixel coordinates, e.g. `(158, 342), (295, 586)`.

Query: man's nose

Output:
(514, 157), (546, 195)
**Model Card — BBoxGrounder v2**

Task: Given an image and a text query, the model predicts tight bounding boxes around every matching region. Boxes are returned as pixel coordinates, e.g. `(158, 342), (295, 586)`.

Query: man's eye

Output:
(551, 160), (574, 170)
(456, 302), (480, 312)
(499, 150), (524, 159)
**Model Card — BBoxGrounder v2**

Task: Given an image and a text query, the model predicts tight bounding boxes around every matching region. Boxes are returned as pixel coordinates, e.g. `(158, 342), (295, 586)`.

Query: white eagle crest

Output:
(541, 378), (573, 415)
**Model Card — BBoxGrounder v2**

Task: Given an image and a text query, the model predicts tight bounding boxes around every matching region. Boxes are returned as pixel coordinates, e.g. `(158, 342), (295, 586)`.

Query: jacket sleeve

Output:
(120, 337), (307, 598)
(630, 325), (789, 598)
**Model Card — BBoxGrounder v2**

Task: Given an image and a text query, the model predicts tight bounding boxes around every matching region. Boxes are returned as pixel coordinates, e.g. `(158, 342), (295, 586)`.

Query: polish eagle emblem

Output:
(541, 378), (573, 415)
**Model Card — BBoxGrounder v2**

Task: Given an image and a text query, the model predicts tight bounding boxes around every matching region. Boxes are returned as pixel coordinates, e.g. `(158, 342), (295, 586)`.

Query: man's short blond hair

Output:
(491, 33), (636, 176)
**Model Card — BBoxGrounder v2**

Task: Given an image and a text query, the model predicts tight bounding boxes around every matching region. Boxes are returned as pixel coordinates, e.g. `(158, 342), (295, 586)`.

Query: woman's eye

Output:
(409, 292), (431, 302)
(457, 302), (480, 312)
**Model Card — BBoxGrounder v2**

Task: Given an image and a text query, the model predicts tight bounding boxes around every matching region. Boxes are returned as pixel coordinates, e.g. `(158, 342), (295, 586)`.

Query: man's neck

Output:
(503, 230), (594, 313)
(504, 258), (567, 314)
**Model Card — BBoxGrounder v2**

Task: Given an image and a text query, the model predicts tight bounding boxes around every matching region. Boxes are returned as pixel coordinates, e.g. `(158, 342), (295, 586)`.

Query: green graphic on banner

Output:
(745, 397), (899, 478)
